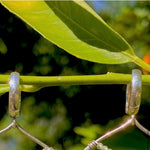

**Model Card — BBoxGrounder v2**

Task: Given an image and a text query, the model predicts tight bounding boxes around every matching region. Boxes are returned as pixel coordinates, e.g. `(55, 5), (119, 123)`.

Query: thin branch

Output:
(0, 73), (150, 89)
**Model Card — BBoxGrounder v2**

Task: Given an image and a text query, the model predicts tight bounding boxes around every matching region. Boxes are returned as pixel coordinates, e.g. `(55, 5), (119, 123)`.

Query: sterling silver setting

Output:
(126, 69), (142, 115)
(84, 69), (150, 150)
(9, 72), (21, 119)
(0, 72), (54, 150)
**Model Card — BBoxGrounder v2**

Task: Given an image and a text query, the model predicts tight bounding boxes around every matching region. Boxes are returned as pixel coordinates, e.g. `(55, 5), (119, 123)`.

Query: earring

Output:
(9, 72), (21, 119)
(0, 72), (54, 150)
(126, 69), (142, 116)
(84, 69), (147, 150)
(126, 70), (150, 136)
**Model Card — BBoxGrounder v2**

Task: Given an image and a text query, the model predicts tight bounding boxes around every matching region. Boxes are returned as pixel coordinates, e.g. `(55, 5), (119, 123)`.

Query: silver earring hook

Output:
(0, 72), (55, 150)
(9, 72), (21, 119)
(84, 116), (134, 150)
(125, 70), (150, 136)
(126, 69), (142, 115)
(84, 69), (143, 150)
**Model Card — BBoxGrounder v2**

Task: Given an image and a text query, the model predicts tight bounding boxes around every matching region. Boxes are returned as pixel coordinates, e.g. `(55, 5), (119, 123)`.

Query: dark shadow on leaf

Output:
(45, 1), (130, 52)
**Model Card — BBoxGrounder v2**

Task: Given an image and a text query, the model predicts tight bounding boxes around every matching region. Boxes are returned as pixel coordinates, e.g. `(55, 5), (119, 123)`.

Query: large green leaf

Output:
(1, 1), (136, 64)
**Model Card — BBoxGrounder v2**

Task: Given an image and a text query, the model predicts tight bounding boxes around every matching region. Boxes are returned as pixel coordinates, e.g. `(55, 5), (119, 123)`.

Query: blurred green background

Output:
(0, 1), (150, 150)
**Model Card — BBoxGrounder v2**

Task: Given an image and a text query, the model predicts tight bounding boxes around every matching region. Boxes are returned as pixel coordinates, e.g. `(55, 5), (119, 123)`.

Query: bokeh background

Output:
(0, 1), (150, 150)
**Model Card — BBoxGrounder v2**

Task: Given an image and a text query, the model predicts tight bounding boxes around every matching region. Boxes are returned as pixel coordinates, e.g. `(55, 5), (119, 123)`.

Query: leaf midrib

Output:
(48, 2), (126, 52)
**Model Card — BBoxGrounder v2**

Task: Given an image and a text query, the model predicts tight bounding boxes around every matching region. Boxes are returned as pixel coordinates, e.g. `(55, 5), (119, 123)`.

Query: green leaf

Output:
(0, 84), (43, 95)
(21, 85), (44, 92)
(1, 1), (136, 64)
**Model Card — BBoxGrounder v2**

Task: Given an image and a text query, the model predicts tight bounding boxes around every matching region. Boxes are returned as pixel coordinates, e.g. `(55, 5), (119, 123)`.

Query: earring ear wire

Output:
(134, 118), (150, 136)
(84, 116), (134, 150)
(126, 70), (150, 136)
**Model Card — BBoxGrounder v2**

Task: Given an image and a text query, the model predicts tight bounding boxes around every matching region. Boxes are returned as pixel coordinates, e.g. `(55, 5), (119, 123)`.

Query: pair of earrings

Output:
(84, 69), (150, 150)
(0, 70), (149, 150)
(0, 72), (54, 150)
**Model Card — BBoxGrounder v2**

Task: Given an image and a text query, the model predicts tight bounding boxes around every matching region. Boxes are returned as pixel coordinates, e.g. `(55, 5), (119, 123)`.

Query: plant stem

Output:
(0, 73), (150, 92)
(133, 56), (150, 72)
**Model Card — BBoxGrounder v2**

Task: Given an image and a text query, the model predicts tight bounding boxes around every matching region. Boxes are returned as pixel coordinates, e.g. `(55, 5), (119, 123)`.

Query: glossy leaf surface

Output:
(1, 1), (136, 64)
